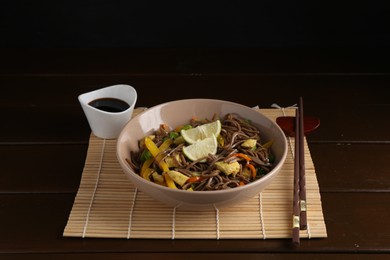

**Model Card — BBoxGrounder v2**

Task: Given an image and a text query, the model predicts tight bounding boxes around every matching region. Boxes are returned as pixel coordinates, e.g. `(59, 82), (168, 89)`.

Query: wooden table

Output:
(1, 48), (390, 259)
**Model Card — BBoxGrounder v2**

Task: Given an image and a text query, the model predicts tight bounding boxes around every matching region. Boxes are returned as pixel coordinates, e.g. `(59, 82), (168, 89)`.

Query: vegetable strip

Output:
(144, 137), (170, 172)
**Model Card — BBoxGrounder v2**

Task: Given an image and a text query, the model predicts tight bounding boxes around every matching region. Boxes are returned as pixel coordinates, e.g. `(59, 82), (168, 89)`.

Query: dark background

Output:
(1, 0), (389, 49)
(2, 2), (390, 257)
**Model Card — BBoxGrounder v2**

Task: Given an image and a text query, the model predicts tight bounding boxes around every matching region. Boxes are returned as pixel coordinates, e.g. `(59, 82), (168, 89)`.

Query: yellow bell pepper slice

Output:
(159, 138), (173, 151)
(163, 172), (177, 189)
(141, 167), (154, 180)
(144, 137), (171, 172)
(141, 138), (173, 175)
(140, 158), (154, 176)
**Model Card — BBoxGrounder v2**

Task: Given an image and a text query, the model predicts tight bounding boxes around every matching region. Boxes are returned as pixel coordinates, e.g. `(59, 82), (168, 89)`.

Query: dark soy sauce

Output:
(88, 98), (130, 113)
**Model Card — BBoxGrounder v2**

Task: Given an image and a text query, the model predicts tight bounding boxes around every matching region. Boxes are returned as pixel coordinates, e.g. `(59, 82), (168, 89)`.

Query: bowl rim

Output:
(117, 98), (288, 195)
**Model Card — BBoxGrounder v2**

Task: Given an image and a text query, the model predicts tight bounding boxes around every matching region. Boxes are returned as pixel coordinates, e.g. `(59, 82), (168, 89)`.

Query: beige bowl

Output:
(116, 99), (287, 210)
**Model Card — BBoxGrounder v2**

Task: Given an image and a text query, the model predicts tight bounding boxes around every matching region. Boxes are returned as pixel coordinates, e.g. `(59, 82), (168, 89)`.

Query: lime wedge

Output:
(182, 134), (218, 161)
(181, 120), (221, 144)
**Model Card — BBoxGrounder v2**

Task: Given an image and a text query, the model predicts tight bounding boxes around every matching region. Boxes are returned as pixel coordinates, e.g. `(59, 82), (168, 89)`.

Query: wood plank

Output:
(1, 253), (390, 260)
(310, 143), (390, 192)
(0, 106), (91, 143)
(0, 144), (87, 193)
(1, 48), (390, 74)
(306, 105), (390, 143)
(2, 75), (390, 108)
(0, 193), (389, 253)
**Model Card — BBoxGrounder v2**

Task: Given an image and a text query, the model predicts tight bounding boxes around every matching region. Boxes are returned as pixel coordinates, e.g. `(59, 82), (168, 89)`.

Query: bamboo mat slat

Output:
(63, 108), (327, 239)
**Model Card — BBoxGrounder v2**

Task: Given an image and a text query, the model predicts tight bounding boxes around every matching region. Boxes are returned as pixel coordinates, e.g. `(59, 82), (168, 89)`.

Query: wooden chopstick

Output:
(299, 97), (307, 230)
(292, 96), (308, 246)
(292, 106), (301, 246)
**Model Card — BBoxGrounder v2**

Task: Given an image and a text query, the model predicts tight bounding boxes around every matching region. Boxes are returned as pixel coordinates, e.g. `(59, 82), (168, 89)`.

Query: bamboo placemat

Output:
(63, 108), (327, 239)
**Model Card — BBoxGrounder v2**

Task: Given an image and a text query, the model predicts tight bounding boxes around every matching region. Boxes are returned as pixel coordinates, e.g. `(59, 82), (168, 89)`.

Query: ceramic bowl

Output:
(116, 99), (287, 210)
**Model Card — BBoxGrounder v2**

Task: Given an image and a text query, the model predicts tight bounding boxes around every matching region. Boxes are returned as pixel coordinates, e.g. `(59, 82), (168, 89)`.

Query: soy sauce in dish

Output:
(88, 98), (130, 113)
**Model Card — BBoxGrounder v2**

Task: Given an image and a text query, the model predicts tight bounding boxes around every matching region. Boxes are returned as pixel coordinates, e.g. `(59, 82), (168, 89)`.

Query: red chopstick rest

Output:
(276, 116), (320, 137)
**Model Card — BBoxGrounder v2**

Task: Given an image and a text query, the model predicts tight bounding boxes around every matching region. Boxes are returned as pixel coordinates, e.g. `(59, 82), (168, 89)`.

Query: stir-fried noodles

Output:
(127, 113), (275, 191)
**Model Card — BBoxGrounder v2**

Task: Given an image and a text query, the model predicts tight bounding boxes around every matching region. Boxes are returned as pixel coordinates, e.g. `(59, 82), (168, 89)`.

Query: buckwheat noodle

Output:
(129, 113), (275, 191)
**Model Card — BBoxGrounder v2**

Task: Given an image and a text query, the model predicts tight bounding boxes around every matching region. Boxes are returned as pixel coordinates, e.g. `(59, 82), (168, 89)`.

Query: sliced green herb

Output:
(140, 149), (152, 162)
(169, 132), (179, 139)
